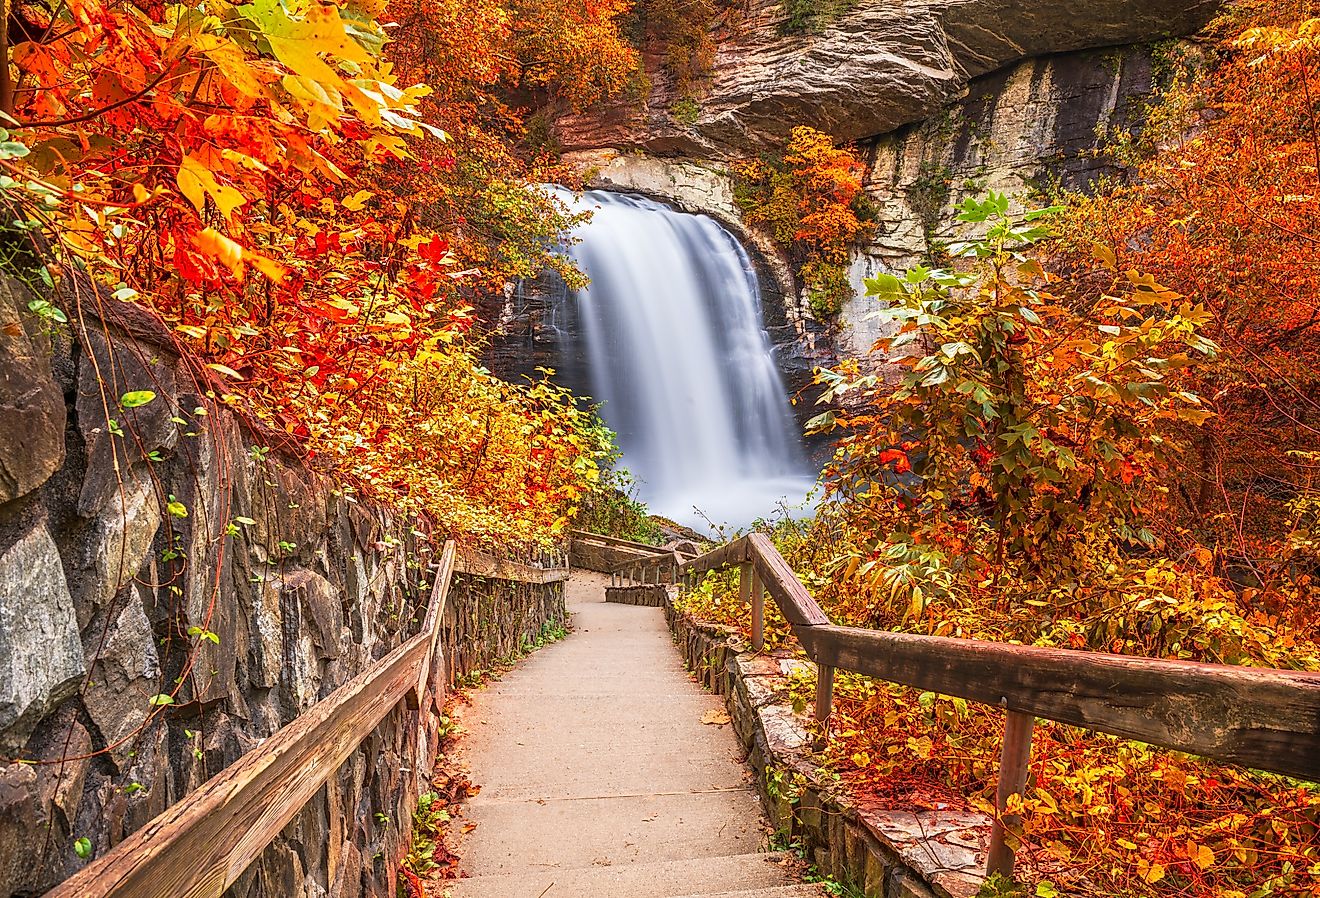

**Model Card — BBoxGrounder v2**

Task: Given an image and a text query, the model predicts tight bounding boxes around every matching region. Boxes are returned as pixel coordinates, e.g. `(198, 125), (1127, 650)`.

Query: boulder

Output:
(0, 709), (92, 896)
(0, 279), (66, 506)
(75, 328), (179, 518)
(0, 524), (85, 749)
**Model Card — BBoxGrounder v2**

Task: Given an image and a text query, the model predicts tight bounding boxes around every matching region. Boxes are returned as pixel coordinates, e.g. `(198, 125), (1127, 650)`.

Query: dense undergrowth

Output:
(679, 3), (1320, 894)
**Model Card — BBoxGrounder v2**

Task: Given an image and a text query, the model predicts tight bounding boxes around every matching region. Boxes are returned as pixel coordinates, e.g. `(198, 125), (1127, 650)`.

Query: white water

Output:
(552, 188), (817, 530)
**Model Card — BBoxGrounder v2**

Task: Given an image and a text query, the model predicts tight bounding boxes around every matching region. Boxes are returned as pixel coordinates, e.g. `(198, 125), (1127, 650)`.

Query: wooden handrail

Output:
(609, 547), (696, 587)
(46, 542), (459, 898)
(571, 529), (671, 554)
(677, 533), (1320, 879)
(455, 545), (569, 584)
(796, 625), (1320, 779)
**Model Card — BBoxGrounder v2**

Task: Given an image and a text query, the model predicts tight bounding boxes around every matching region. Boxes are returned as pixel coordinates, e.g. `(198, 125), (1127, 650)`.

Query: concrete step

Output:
(669, 886), (830, 898)
(441, 851), (807, 898)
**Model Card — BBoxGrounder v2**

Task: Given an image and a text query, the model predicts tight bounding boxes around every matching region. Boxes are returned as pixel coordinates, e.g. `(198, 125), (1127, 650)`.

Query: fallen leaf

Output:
(701, 709), (731, 726)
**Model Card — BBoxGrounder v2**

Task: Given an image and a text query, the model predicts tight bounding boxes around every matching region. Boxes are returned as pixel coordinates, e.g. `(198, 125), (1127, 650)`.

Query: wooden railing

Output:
(666, 533), (1320, 880)
(570, 528), (672, 553)
(455, 544), (570, 584)
(45, 541), (466, 898)
(609, 547), (689, 587)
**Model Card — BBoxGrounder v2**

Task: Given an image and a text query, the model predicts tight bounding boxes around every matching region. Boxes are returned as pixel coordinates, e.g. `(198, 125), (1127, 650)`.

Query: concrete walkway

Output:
(444, 572), (819, 898)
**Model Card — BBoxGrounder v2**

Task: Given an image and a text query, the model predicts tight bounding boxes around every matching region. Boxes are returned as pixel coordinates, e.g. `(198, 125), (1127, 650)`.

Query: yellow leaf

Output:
(207, 363), (245, 380)
(177, 154), (245, 220)
(199, 37), (267, 100)
(906, 735), (933, 759)
(241, 0), (378, 121)
(193, 227), (286, 283)
(193, 227), (244, 277)
(246, 252), (287, 283)
(1195, 843), (1215, 870)
(343, 189), (375, 211)
(1145, 863), (1165, 883)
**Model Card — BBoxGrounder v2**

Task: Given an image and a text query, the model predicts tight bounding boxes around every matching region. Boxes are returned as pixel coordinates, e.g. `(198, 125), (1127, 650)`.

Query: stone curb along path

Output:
(438, 571), (826, 898)
(664, 600), (991, 898)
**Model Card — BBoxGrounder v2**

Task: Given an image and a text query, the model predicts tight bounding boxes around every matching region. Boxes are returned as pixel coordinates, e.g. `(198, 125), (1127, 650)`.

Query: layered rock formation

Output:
(548, 38), (1183, 363)
(555, 0), (1217, 157)
(0, 277), (566, 898)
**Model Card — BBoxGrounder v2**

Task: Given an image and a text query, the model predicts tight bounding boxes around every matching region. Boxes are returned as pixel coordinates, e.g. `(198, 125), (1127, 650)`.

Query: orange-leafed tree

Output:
(1061, 0), (1320, 603)
(734, 126), (873, 318)
(0, 0), (633, 546)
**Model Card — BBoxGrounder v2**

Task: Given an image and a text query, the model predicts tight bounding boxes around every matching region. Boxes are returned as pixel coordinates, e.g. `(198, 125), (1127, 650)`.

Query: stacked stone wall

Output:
(0, 278), (564, 898)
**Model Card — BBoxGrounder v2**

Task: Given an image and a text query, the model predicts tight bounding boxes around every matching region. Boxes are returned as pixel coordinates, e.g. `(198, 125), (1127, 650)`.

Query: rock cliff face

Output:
(521, 2), (1220, 381)
(0, 277), (566, 898)
(555, 0), (1216, 156)
(541, 36), (1182, 375)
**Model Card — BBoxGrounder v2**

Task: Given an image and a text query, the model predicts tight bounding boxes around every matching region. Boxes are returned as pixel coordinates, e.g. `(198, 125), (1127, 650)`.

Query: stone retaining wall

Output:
(0, 278), (566, 898)
(664, 602), (987, 898)
(604, 585), (668, 607)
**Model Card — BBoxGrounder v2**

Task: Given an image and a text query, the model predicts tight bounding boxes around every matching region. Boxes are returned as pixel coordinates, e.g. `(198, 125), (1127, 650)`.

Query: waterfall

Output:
(551, 188), (816, 530)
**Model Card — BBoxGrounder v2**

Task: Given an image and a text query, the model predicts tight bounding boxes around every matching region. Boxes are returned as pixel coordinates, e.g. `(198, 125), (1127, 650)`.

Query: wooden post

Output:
(738, 562), (752, 636)
(815, 664), (834, 729)
(986, 710), (1036, 880)
(750, 567), (765, 652)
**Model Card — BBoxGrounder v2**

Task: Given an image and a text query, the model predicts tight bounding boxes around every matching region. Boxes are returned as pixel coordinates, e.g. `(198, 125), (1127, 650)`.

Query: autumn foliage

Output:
(1059, 0), (1320, 607)
(734, 126), (873, 318)
(0, 0), (640, 547)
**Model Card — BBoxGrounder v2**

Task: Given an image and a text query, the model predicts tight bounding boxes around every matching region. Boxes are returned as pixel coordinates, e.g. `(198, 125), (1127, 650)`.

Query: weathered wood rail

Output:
(638, 532), (1320, 880)
(455, 544), (570, 584)
(609, 547), (689, 587)
(44, 540), (569, 898)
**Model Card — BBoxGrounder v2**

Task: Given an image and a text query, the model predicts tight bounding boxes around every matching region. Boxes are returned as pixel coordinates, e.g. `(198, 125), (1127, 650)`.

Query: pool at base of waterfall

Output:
(549, 187), (820, 533)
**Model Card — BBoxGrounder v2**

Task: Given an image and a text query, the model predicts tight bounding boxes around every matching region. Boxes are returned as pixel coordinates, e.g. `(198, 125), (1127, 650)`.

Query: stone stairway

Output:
(442, 571), (822, 898)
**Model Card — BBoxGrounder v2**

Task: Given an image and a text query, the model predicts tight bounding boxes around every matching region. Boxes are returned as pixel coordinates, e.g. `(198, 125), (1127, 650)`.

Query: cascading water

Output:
(550, 188), (817, 529)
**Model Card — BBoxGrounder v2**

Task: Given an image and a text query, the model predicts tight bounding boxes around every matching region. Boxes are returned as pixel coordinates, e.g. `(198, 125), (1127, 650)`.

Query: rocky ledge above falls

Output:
(554, 0), (1219, 156)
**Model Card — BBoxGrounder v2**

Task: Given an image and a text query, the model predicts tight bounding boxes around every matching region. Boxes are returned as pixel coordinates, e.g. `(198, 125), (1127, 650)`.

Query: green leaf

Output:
(73, 837), (92, 859)
(1023, 205), (1063, 221)
(148, 694), (175, 706)
(805, 411), (837, 433)
(187, 625), (220, 644)
(27, 298), (68, 324)
(120, 390), (157, 409)
(234, 516), (257, 526)
(864, 272), (904, 299)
